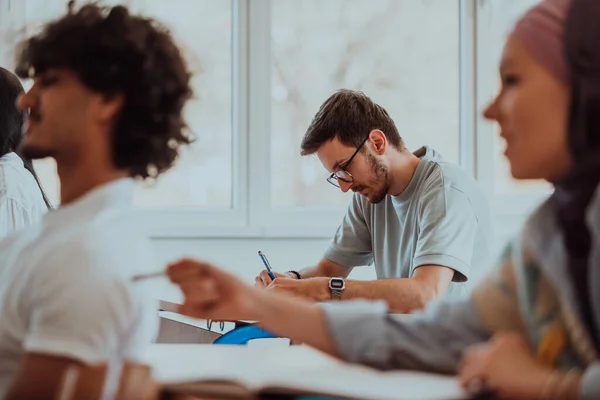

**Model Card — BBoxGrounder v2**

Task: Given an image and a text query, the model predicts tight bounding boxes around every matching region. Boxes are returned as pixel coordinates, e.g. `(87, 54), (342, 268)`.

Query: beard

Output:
(355, 154), (389, 204)
(18, 139), (54, 160)
(18, 112), (55, 160)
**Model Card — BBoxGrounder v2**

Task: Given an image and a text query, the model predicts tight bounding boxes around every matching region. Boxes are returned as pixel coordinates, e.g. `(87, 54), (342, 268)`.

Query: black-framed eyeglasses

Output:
(327, 135), (370, 188)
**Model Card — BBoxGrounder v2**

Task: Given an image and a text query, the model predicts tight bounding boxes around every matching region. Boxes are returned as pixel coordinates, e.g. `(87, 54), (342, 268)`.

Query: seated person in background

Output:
(169, 0), (600, 398)
(0, 67), (51, 238)
(257, 89), (492, 312)
(0, 3), (192, 399)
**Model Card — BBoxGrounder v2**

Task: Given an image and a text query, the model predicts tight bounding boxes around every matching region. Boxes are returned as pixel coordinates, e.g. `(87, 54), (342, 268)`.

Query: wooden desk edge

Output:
(160, 300), (182, 313)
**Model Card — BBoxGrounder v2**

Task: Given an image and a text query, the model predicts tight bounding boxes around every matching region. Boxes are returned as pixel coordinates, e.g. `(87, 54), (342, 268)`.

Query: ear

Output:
(368, 129), (387, 155)
(95, 93), (124, 124)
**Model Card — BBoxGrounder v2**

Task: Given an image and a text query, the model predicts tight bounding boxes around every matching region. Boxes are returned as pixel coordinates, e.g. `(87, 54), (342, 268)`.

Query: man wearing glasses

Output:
(256, 89), (491, 312)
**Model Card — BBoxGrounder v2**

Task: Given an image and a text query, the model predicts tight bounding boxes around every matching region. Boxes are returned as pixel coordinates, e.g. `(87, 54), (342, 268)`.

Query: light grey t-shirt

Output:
(324, 146), (492, 300)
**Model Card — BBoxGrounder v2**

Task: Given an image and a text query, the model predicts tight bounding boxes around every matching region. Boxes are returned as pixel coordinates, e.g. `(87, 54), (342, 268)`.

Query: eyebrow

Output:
(331, 159), (348, 172)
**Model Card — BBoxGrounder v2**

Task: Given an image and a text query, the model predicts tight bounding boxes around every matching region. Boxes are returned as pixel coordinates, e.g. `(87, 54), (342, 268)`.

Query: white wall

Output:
(150, 212), (528, 303)
(151, 236), (373, 303)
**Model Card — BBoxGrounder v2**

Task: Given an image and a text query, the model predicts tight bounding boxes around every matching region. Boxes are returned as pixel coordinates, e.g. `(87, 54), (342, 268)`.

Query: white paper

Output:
(145, 344), (466, 400)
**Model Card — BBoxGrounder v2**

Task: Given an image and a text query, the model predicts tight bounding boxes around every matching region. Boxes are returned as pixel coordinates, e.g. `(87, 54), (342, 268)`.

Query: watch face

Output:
(329, 278), (345, 290)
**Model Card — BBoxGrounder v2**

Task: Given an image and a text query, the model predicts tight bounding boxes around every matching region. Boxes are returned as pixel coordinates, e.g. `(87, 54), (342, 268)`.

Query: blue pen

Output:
(258, 251), (276, 280)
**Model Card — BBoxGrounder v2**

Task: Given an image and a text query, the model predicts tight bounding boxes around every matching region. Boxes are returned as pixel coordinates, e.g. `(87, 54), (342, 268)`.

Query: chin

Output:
(509, 165), (540, 181)
(18, 142), (54, 160)
(367, 191), (387, 204)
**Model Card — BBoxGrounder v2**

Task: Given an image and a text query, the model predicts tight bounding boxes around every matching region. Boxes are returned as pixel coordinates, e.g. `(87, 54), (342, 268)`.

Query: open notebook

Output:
(145, 344), (467, 400)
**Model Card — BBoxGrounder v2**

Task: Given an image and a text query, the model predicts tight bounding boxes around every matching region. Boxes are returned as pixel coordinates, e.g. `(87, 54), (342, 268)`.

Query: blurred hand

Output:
(167, 258), (264, 321)
(458, 332), (553, 399)
(266, 277), (330, 302)
(254, 271), (291, 288)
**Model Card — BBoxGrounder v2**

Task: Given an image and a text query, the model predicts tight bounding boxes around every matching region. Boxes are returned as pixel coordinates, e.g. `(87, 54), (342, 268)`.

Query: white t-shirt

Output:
(0, 178), (159, 399)
(0, 152), (48, 239)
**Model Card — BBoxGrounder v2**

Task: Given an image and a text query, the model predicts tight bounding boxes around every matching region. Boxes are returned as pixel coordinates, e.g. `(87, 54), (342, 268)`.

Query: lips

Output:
(23, 119), (39, 137)
(499, 132), (512, 156)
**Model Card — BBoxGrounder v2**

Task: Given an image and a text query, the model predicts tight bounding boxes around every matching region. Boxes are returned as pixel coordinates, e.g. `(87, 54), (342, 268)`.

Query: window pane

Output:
(133, 0), (233, 208)
(4, 0), (233, 208)
(0, 1), (66, 206)
(270, 0), (460, 207)
(486, 0), (552, 195)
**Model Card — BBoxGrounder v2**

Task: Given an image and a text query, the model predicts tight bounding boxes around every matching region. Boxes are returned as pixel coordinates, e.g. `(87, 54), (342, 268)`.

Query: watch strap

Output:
(331, 289), (342, 300)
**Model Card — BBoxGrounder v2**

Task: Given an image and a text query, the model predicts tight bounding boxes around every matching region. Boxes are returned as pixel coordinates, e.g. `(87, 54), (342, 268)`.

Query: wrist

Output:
(538, 369), (582, 400)
(327, 277), (346, 301)
(285, 270), (301, 279)
(245, 288), (275, 320)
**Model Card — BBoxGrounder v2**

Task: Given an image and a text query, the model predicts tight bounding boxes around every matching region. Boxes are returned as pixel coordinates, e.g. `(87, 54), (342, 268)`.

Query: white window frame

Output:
(473, 0), (551, 222)
(3, 0), (551, 239)
(147, 0), (473, 239)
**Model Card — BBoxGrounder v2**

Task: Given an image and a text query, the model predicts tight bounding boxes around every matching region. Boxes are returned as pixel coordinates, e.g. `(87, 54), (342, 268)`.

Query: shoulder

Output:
(0, 155), (46, 210)
(420, 159), (477, 193)
(0, 155), (13, 198)
(417, 150), (486, 207)
(39, 216), (155, 281)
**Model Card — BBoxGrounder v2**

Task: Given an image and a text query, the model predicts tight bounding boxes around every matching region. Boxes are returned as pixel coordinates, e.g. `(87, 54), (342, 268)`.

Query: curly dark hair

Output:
(14, 2), (193, 179)
(301, 89), (403, 156)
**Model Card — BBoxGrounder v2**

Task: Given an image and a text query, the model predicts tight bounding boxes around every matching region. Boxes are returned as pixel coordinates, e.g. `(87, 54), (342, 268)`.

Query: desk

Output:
(147, 344), (467, 400)
(157, 300), (257, 344)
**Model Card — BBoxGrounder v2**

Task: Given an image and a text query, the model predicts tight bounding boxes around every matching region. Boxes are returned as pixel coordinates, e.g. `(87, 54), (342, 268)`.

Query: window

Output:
(132, 0), (233, 209)
(270, 0), (460, 208)
(0, 0), (65, 206)
(2, 0), (234, 209)
(477, 0), (552, 200)
(0, 0), (548, 237)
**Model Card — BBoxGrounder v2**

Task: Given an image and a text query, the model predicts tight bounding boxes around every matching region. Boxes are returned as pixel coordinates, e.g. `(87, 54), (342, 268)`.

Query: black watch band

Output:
(286, 270), (302, 279)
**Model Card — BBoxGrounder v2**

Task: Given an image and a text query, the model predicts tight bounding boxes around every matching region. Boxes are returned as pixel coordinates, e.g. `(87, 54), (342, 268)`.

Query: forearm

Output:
(297, 265), (327, 279)
(320, 298), (490, 373)
(251, 290), (339, 357)
(341, 278), (437, 313)
(298, 258), (352, 280)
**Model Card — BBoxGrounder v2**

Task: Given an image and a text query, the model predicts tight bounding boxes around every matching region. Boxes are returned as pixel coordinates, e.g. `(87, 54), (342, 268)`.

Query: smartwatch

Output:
(328, 277), (345, 300)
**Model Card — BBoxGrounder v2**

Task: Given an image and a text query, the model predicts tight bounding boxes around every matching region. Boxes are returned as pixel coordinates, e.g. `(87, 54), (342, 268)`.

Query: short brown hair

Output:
(300, 89), (403, 156)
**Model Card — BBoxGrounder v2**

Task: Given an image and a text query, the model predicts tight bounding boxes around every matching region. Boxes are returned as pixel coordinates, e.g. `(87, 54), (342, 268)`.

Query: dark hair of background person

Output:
(0, 67), (52, 209)
(301, 89), (404, 156)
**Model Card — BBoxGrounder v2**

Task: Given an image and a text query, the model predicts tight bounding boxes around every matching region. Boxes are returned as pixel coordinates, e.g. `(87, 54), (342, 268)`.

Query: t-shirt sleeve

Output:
(413, 186), (478, 282)
(23, 241), (144, 363)
(323, 194), (373, 268)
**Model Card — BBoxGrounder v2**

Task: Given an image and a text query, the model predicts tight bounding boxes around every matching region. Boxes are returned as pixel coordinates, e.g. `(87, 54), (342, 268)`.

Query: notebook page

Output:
(146, 344), (466, 399)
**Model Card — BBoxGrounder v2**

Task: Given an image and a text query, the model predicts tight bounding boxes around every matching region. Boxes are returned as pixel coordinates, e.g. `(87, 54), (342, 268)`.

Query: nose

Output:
(483, 96), (498, 121)
(16, 91), (32, 112)
(338, 180), (352, 193)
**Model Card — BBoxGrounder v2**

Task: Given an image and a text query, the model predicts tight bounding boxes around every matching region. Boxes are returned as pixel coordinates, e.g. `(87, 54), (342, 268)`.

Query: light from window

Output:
(132, 0), (233, 208)
(5, 0), (234, 208)
(486, 0), (552, 195)
(270, 0), (460, 207)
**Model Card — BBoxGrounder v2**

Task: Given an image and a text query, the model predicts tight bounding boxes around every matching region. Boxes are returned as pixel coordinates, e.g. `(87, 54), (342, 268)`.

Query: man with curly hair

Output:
(0, 3), (192, 398)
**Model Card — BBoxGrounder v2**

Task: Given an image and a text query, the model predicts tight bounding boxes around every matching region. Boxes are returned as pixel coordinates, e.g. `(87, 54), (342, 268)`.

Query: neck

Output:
(387, 148), (420, 196)
(57, 156), (129, 205)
